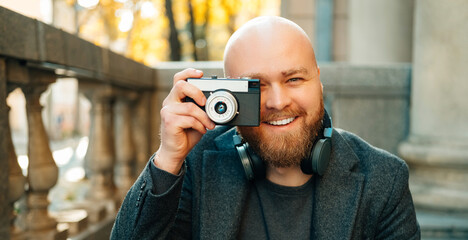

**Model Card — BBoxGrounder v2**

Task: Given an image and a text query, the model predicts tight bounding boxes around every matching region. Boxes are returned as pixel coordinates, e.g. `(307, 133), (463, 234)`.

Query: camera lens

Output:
(215, 102), (227, 114)
(205, 90), (238, 124)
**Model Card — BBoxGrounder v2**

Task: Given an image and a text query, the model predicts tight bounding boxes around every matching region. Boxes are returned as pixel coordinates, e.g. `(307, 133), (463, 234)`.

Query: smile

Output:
(267, 117), (296, 126)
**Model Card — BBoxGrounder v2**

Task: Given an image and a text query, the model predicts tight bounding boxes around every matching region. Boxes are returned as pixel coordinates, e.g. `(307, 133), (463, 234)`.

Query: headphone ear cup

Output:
(236, 141), (266, 181)
(236, 143), (255, 181)
(245, 143), (266, 180)
(301, 138), (332, 176)
(311, 138), (331, 176)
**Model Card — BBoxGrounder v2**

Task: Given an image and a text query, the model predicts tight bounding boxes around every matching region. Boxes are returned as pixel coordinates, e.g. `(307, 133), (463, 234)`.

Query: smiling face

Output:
(224, 17), (325, 168)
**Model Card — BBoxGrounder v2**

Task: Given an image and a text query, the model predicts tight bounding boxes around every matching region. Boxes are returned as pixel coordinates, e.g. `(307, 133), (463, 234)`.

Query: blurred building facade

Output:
(283, 0), (468, 236)
(1, 0), (467, 239)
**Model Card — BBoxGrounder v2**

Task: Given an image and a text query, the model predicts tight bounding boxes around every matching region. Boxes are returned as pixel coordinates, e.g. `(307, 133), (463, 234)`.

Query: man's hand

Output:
(155, 68), (216, 175)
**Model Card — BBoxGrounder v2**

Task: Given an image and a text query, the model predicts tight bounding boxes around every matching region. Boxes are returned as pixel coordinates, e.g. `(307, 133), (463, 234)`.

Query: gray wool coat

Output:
(111, 126), (420, 239)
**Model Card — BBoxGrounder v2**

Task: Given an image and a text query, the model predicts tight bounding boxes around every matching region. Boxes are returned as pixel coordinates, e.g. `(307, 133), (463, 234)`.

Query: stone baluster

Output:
(114, 90), (138, 202)
(21, 68), (67, 240)
(133, 92), (152, 174)
(81, 84), (117, 218)
(7, 103), (27, 240)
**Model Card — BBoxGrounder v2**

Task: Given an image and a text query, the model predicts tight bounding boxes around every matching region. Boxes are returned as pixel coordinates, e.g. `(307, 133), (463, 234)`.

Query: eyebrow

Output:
(242, 72), (267, 80)
(242, 67), (309, 80)
(281, 67), (309, 77)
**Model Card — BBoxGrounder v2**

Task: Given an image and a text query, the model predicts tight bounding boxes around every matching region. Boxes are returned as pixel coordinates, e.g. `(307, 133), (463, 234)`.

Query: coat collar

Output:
(199, 127), (250, 238)
(213, 126), (238, 150)
(199, 127), (364, 239)
(312, 128), (365, 239)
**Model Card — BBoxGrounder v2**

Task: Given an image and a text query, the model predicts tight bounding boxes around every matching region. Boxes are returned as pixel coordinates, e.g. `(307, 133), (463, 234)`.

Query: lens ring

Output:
(205, 91), (238, 124)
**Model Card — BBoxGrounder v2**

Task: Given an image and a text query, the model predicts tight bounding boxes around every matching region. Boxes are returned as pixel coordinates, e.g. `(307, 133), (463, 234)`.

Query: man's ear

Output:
(317, 66), (323, 91)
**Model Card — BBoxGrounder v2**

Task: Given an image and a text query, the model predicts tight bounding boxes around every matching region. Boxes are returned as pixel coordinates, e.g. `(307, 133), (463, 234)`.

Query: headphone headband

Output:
(323, 109), (333, 138)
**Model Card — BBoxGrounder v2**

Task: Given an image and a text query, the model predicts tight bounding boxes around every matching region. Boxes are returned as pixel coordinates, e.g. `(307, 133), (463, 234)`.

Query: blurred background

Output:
(1, 0), (281, 63)
(1, 0), (467, 239)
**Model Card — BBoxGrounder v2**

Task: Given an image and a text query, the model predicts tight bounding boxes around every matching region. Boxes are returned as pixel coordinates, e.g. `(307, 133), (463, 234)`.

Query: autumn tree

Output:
(165, 0), (181, 61)
(69, 0), (281, 64)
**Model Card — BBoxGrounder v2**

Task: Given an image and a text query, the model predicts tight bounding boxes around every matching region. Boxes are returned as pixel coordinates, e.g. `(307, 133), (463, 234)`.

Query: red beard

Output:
(237, 100), (324, 168)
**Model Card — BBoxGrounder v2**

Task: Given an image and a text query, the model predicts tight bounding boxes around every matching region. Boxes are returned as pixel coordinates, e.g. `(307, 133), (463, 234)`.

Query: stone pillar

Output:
(21, 69), (67, 240)
(333, 0), (349, 62)
(114, 91), (137, 201)
(83, 85), (116, 201)
(399, 0), (468, 211)
(80, 83), (117, 221)
(281, 0), (316, 45)
(7, 104), (27, 239)
(348, 0), (414, 64)
(133, 92), (151, 174)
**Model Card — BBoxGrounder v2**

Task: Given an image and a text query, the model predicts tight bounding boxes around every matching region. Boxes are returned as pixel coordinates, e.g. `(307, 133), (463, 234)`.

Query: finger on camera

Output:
(163, 81), (201, 107)
(184, 117), (209, 135)
(165, 102), (214, 130)
(163, 113), (208, 136)
(160, 102), (210, 129)
(173, 68), (203, 85)
(173, 80), (206, 106)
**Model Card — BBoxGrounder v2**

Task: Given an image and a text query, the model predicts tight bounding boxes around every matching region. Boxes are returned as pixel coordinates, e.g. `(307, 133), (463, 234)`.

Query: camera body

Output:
(186, 76), (260, 126)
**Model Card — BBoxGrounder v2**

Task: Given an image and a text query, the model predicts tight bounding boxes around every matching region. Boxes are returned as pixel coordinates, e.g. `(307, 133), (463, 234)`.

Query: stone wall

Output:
(321, 63), (411, 154)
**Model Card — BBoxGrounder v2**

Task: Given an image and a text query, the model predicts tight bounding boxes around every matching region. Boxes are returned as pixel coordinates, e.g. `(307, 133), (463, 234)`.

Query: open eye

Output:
(287, 78), (302, 83)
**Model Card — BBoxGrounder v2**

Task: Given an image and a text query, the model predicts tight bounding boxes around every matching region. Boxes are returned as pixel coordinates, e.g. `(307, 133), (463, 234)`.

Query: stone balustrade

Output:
(0, 6), (155, 240)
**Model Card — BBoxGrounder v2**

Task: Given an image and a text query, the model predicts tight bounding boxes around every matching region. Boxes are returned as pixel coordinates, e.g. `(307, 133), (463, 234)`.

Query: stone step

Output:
(417, 209), (468, 239)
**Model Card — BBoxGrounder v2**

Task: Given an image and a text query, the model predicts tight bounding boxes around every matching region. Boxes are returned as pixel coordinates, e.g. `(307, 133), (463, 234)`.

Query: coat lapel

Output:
(312, 129), (365, 239)
(199, 128), (250, 239)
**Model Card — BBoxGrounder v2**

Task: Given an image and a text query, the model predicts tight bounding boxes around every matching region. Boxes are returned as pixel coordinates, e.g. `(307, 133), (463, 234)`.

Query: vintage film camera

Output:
(186, 76), (260, 126)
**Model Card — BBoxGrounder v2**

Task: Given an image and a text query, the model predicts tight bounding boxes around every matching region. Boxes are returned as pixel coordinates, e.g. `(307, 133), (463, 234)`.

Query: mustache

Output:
(261, 108), (307, 122)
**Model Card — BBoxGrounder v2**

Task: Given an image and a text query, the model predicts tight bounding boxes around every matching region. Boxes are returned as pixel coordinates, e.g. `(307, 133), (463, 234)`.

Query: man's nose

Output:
(264, 85), (291, 110)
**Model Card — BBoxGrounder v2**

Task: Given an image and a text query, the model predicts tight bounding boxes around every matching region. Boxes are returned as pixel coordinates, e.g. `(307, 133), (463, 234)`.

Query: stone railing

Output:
(0, 6), (155, 240)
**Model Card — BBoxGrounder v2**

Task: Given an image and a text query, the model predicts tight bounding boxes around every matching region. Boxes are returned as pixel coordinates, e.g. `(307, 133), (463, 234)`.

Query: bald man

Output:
(111, 17), (420, 239)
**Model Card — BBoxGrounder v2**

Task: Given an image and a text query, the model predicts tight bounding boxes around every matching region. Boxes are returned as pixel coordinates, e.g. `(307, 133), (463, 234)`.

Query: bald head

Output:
(223, 16), (318, 77)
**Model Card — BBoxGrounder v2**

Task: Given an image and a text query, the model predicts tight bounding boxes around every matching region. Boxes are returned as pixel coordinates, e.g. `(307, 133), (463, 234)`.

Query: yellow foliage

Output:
(78, 0), (281, 64)
(66, 0), (75, 6)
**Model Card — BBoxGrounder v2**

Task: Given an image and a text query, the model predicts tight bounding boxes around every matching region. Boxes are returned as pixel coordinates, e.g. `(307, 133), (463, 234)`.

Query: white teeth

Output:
(268, 117), (295, 126)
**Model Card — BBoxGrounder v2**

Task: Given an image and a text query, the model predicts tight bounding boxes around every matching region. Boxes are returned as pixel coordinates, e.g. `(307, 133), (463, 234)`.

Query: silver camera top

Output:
(186, 76), (260, 126)
(187, 76), (250, 93)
